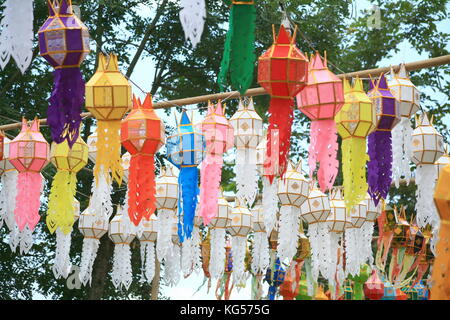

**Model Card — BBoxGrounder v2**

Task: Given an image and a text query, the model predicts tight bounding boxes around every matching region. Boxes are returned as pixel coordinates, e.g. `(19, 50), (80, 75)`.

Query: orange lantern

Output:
(121, 94), (165, 226)
(258, 24), (308, 181)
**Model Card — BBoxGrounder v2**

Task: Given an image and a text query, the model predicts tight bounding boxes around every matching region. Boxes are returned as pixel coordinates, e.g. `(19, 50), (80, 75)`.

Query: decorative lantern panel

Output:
(436, 152), (450, 177)
(327, 188), (352, 232)
(138, 215), (158, 242)
(87, 132), (97, 163)
(365, 194), (382, 222)
(230, 98), (263, 148)
(155, 165), (178, 211)
(349, 200), (367, 228)
(390, 206), (410, 248)
(227, 204), (253, 237)
(109, 212), (136, 245)
(251, 205), (265, 233)
(200, 101), (234, 155)
(277, 161), (310, 207)
(364, 270), (385, 300)
(0, 137), (15, 174)
(387, 63), (420, 118)
(50, 136), (88, 172)
(300, 187), (331, 224)
(210, 192), (232, 229)
(411, 113), (444, 164)
(78, 207), (108, 239)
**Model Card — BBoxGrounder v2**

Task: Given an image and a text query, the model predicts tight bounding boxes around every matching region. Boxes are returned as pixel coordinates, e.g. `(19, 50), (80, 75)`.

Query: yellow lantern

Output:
(47, 134), (88, 234)
(85, 53), (132, 185)
(335, 78), (376, 210)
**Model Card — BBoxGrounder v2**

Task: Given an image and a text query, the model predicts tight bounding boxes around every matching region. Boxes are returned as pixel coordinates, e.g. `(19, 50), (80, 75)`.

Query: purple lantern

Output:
(367, 74), (401, 205)
(38, 0), (90, 146)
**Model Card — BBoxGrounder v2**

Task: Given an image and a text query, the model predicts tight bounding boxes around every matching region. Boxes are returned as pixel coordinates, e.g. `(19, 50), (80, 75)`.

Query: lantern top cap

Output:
(180, 110), (192, 126)
(310, 51), (327, 70)
(47, 0), (73, 16)
(352, 77), (364, 92)
(416, 112), (433, 127)
(98, 53), (119, 72)
(132, 93), (153, 110)
(272, 24), (298, 45)
(20, 117), (40, 132)
(391, 63), (409, 79)
(369, 73), (389, 91)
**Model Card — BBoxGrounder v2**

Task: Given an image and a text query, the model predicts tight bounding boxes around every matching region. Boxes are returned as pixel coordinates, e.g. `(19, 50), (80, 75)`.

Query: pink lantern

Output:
(198, 101), (234, 225)
(9, 118), (49, 231)
(296, 52), (344, 192)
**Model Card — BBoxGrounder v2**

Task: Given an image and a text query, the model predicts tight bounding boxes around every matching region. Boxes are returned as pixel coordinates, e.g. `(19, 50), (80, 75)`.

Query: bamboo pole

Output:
(1, 54), (449, 132)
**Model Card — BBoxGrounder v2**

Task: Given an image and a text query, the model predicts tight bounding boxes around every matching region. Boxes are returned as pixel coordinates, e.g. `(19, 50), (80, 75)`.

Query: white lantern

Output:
(435, 147), (450, 178)
(230, 98), (263, 207)
(300, 186), (331, 224)
(251, 204), (270, 275)
(78, 205), (108, 286)
(327, 188), (351, 233)
(87, 132), (97, 163)
(411, 113), (444, 165)
(349, 200), (367, 228)
(277, 161), (310, 207)
(252, 205), (265, 233)
(137, 215), (157, 284)
(388, 63), (420, 118)
(155, 165), (178, 211)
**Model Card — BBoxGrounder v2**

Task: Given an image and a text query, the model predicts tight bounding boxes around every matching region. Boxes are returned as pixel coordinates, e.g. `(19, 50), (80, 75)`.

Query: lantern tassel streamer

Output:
(217, 1), (256, 95)
(277, 205), (299, 263)
(235, 149), (259, 206)
(164, 245), (181, 287)
(90, 167), (113, 220)
(95, 121), (123, 185)
(48, 68), (84, 146)
(46, 170), (77, 234)
(251, 232), (270, 274)
(262, 177), (278, 236)
(111, 243), (133, 290)
(0, 170), (18, 231)
(342, 138), (369, 210)
(308, 223), (332, 282)
(178, 166), (199, 241)
(140, 242), (155, 284)
(231, 236), (247, 285)
(368, 131), (393, 205)
(79, 237), (100, 286)
(199, 155), (223, 226)
(179, 0), (205, 48)
(182, 236), (195, 278)
(128, 155), (156, 226)
(156, 209), (175, 262)
(309, 120), (339, 192)
(53, 228), (74, 279)
(392, 117), (413, 187)
(265, 98), (294, 181)
(210, 228), (226, 279)
(14, 171), (42, 231)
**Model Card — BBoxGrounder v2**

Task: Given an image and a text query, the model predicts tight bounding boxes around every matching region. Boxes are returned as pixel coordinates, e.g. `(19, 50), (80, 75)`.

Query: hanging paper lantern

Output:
(388, 63), (420, 187)
(155, 166), (178, 263)
(256, 135), (279, 235)
(277, 161), (310, 263)
(137, 215), (157, 284)
(258, 24), (308, 181)
(366, 74), (401, 205)
(87, 132), (97, 163)
(53, 199), (80, 280)
(199, 101), (234, 225)
(381, 278), (396, 300)
(296, 52), (344, 192)
(251, 204), (270, 275)
(47, 134), (88, 234)
(227, 200), (252, 285)
(38, 0), (90, 145)
(179, 0), (205, 48)
(86, 53), (132, 186)
(0, 0), (34, 73)
(78, 205), (109, 286)
(167, 111), (205, 240)
(109, 207), (136, 290)
(264, 257), (286, 300)
(435, 146), (450, 177)
(121, 94), (165, 226)
(335, 78), (376, 210)
(431, 164), (450, 299)
(364, 269), (385, 300)
(218, 0), (256, 95)
(230, 98), (263, 206)
(209, 191), (232, 280)
(411, 113), (444, 248)
(9, 118), (49, 245)
(301, 185), (331, 282)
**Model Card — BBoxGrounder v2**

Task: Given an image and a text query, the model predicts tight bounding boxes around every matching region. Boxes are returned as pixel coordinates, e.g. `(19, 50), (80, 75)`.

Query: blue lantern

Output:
(166, 111), (206, 241)
(381, 277), (397, 300)
(264, 258), (286, 300)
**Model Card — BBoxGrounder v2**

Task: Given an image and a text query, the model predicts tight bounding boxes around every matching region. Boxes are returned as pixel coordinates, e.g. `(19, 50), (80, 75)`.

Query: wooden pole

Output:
(1, 54), (449, 132)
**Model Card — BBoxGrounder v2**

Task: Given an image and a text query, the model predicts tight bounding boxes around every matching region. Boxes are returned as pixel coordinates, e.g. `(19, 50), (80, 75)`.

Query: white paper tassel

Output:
(140, 242), (155, 284)
(392, 118), (413, 187)
(164, 244), (181, 287)
(344, 228), (363, 277)
(0, 0), (34, 74)
(181, 237), (194, 277)
(235, 149), (259, 207)
(361, 221), (375, 266)
(209, 228), (226, 279)
(90, 167), (113, 220)
(231, 236), (247, 285)
(277, 205), (299, 264)
(308, 223), (332, 282)
(327, 232), (340, 289)
(192, 227), (202, 273)
(251, 232), (270, 274)
(79, 238), (100, 286)
(53, 228), (74, 279)
(111, 244), (133, 290)
(262, 177), (278, 236)
(156, 209), (175, 262)
(179, 0), (205, 48)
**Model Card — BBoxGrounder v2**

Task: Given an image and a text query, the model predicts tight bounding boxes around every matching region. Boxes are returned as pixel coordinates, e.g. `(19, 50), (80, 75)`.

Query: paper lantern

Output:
(198, 101), (234, 225)
(349, 199), (367, 228)
(137, 215), (157, 284)
(258, 24), (308, 181)
(155, 165), (178, 211)
(109, 208), (136, 290)
(251, 204), (270, 275)
(9, 118), (49, 236)
(78, 205), (109, 286)
(297, 52), (344, 192)
(167, 111), (205, 240)
(47, 135), (88, 234)
(209, 190), (232, 280)
(412, 113), (444, 246)
(38, 0), (90, 145)
(264, 258), (286, 300)
(389, 64), (420, 187)
(381, 279), (396, 300)
(300, 186), (331, 224)
(364, 269), (385, 300)
(277, 161), (309, 263)
(86, 53), (132, 186)
(228, 201), (252, 284)
(367, 74), (401, 205)
(327, 189), (351, 233)
(335, 78), (376, 210)
(230, 98), (263, 206)
(121, 94), (165, 226)
(256, 134), (279, 235)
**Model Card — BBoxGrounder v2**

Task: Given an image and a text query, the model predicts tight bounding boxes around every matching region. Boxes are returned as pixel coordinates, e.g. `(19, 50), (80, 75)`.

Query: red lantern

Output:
(121, 94), (165, 226)
(296, 52), (344, 192)
(364, 269), (385, 300)
(258, 25), (308, 181)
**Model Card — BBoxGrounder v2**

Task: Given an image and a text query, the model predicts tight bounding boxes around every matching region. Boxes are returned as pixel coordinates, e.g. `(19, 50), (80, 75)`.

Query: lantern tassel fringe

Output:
(140, 242), (155, 284)
(156, 209), (175, 262)
(392, 117), (413, 187)
(235, 149), (259, 207)
(90, 167), (113, 220)
(209, 228), (226, 279)
(277, 205), (299, 263)
(79, 237), (100, 286)
(368, 131), (393, 205)
(231, 236), (247, 285)
(94, 121), (123, 185)
(262, 177), (278, 236)
(178, 166), (199, 241)
(111, 243), (133, 290)
(15, 171), (42, 231)
(164, 244), (181, 287)
(199, 155), (223, 225)
(179, 0), (205, 48)
(53, 228), (74, 279)
(251, 232), (270, 274)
